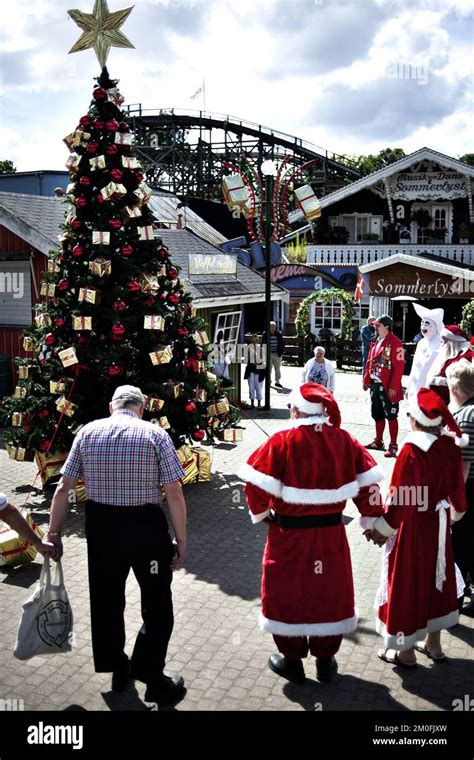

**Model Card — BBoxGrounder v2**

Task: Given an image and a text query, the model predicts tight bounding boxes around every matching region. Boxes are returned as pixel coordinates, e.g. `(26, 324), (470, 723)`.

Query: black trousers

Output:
(370, 381), (399, 421)
(85, 501), (174, 681)
(452, 479), (474, 589)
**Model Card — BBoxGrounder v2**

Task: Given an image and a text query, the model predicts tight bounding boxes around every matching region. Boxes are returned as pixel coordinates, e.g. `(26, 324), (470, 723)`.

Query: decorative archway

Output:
(460, 299), (474, 337)
(295, 288), (355, 339)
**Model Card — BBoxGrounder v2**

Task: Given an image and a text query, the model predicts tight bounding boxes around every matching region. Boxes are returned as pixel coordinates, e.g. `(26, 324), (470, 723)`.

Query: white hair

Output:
(111, 385), (145, 410)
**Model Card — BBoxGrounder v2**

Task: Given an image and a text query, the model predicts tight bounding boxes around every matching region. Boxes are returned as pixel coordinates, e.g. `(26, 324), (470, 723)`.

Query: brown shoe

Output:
(365, 439), (385, 451)
(384, 443), (398, 458)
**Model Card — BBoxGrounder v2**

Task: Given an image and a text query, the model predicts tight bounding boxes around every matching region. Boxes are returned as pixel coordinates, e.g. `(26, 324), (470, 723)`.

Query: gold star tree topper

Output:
(68, 0), (134, 68)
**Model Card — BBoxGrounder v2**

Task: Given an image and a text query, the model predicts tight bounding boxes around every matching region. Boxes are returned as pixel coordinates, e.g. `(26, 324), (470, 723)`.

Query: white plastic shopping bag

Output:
(14, 557), (73, 660)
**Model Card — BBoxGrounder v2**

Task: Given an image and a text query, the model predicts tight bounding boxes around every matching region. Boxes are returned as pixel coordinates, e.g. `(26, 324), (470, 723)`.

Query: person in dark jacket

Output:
(261, 321), (284, 387)
(361, 316), (376, 373)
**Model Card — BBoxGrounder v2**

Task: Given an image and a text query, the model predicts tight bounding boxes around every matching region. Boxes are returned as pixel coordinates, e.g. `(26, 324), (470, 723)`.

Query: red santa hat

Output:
(441, 325), (469, 342)
(288, 383), (341, 427)
(409, 387), (469, 446)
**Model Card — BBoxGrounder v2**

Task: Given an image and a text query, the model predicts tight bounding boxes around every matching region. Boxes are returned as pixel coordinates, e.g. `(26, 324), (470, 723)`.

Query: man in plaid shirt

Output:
(47, 385), (187, 705)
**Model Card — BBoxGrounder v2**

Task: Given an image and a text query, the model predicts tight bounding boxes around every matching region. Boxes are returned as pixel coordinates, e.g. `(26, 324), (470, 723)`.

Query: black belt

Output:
(271, 512), (342, 529)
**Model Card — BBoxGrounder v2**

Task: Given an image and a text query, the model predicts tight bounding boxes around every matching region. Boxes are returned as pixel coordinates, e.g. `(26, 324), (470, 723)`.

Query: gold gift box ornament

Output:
(63, 129), (91, 151)
(144, 315), (165, 331)
(218, 428), (244, 442)
(14, 386), (27, 400)
(207, 398), (230, 416)
(140, 273), (159, 294)
(66, 153), (81, 173)
(145, 396), (165, 412)
(177, 445), (199, 486)
(34, 451), (68, 487)
(58, 347), (79, 368)
(101, 182), (127, 202)
(78, 287), (100, 305)
(294, 184), (322, 222)
(50, 380), (68, 395)
(149, 345), (173, 366)
(192, 446), (212, 483)
(72, 316), (92, 331)
(156, 416), (170, 430)
(92, 230), (111, 246)
(222, 174), (250, 211)
(18, 365), (33, 380)
(0, 514), (43, 568)
(123, 206), (142, 221)
(134, 183), (153, 206)
(47, 259), (60, 274)
(138, 225), (155, 242)
(114, 132), (134, 146)
(40, 282), (56, 298)
(122, 156), (141, 169)
(12, 412), (24, 427)
(55, 396), (77, 417)
(6, 444), (35, 462)
(22, 336), (35, 352)
(34, 313), (52, 329)
(89, 257), (112, 277)
(192, 330), (209, 346)
(89, 155), (106, 171)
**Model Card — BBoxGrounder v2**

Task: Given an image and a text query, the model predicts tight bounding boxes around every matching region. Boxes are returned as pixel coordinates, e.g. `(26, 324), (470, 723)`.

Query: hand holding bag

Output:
(14, 557), (73, 660)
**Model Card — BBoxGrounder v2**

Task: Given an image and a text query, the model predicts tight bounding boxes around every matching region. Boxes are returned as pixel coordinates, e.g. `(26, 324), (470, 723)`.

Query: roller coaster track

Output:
(125, 106), (359, 199)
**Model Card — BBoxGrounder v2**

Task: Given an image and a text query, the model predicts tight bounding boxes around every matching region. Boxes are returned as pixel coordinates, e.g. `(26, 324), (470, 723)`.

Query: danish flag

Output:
(354, 272), (365, 303)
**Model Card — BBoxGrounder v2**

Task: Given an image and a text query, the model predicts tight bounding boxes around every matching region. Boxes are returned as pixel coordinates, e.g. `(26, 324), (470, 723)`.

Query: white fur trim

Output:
(400, 431), (438, 452)
(288, 387), (327, 416)
(250, 508), (270, 524)
(286, 415), (331, 428)
(260, 611), (358, 636)
(456, 433), (470, 448)
(238, 463), (282, 497)
(373, 516), (398, 537)
(450, 507), (465, 523)
(359, 516), (380, 531)
(376, 610), (459, 650)
(356, 464), (385, 487)
(281, 480), (359, 505)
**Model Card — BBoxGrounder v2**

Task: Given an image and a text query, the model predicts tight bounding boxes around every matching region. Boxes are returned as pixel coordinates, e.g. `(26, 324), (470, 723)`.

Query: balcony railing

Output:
(306, 244), (474, 267)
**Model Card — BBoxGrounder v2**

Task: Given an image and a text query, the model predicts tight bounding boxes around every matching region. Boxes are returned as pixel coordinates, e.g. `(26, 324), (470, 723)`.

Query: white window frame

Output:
(213, 311), (241, 357)
(329, 213), (383, 243)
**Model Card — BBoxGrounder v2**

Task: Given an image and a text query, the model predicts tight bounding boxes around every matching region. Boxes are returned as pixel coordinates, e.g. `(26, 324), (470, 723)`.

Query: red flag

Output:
(354, 272), (365, 303)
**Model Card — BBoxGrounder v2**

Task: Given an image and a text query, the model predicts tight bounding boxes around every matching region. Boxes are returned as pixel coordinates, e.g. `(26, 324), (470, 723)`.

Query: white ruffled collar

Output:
(401, 431), (438, 452)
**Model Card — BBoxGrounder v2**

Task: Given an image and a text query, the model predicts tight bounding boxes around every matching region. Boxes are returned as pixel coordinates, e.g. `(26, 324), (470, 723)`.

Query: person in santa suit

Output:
(239, 383), (385, 684)
(367, 388), (467, 667)
(405, 304), (444, 399)
(426, 325), (473, 405)
(363, 315), (405, 458)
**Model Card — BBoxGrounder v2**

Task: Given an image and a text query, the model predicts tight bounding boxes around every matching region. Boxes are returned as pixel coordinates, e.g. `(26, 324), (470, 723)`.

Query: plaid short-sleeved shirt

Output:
(61, 409), (185, 506)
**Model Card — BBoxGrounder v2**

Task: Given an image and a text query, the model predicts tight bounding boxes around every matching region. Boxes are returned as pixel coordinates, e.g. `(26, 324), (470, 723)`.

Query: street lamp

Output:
(260, 160), (278, 410)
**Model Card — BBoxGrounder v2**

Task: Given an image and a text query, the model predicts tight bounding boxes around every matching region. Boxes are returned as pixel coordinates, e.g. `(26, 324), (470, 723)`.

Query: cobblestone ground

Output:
(0, 366), (472, 712)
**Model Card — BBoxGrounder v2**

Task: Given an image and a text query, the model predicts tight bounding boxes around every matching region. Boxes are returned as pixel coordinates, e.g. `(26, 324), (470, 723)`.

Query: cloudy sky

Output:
(0, 0), (472, 173)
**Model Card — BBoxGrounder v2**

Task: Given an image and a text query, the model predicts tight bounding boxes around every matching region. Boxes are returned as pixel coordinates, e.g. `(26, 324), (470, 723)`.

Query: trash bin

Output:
(0, 355), (12, 399)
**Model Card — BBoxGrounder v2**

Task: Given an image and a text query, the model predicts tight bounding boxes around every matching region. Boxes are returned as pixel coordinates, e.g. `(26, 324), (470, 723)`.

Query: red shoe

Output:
(384, 443), (398, 458)
(365, 439), (385, 451)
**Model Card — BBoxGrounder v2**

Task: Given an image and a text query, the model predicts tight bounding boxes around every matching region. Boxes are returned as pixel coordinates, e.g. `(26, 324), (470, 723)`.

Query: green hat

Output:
(372, 314), (393, 329)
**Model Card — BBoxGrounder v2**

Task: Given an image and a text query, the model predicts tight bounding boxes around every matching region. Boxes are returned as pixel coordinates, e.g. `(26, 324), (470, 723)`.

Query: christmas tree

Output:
(0, 67), (241, 479)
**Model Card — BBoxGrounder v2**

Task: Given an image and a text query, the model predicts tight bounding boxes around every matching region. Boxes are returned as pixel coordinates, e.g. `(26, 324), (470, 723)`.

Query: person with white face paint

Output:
(406, 305), (444, 399)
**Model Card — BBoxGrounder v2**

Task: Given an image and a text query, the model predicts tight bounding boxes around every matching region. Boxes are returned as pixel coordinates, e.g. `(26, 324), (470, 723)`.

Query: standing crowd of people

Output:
(2, 303), (472, 704)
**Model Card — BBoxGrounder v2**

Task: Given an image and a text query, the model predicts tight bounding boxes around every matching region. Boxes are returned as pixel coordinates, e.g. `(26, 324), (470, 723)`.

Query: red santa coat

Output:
(430, 349), (474, 404)
(374, 432), (467, 650)
(239, 416), (385, 636)
(363, 332), (405, 402)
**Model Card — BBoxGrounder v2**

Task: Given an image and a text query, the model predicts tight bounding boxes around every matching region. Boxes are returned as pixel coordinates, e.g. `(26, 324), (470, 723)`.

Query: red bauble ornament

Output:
(96, 194), (105, 204)
(106, 119), (120, 131)
(76, 196), (88, 208)
(38, 409), (50, 419)
(23, 423), (32, 433)
(72, 244), (85, 257)
(111, 323), (126, 339)
(119, 123), (130, 132)
(178, 327), (188, 336)
(79, 115), (92, 127)
(185, 402), (196, 413)
(127, 280), (140, 292)
(108, 364), (124, 377)
(93, 119), (105, 130)
(168, 292), (180, 305)
(159, 292), (167, 301)
(134, 171), (144, 183)
(184, 358), (198, 372)
(192, 429), (205, 442)
(196, 349), (203, 359)
(54, 318), (65, 328)
(58, 279), (70, 291)
(71, 218), (82, 230)
(79, 176), (92, 186)
(111, 168), (123, 181)
(143, 296), (155, 307)
(120, 244), (134, 257)
(87, 141), (99, 154)
(75, 332), (89, 345)
(158, 247), (169, 261)
(39, 439), (51, 451)
(93, 87), (107, 101)
(167, 267), (178, 279)
(45, 333), (56, 346)
(113, 300), (127, 312)
(106, 144), (118, 156)
(109, 218), (122, 230)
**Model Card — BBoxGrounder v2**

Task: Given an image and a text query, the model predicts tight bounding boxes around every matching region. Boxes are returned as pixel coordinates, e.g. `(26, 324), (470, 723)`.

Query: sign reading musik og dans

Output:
(372, 172), (467, 201)
(188, 253), (237, 276)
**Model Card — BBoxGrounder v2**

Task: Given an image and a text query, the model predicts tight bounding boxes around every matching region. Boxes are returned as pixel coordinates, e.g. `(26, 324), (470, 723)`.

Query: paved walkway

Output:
(0, 366), (472, 712)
